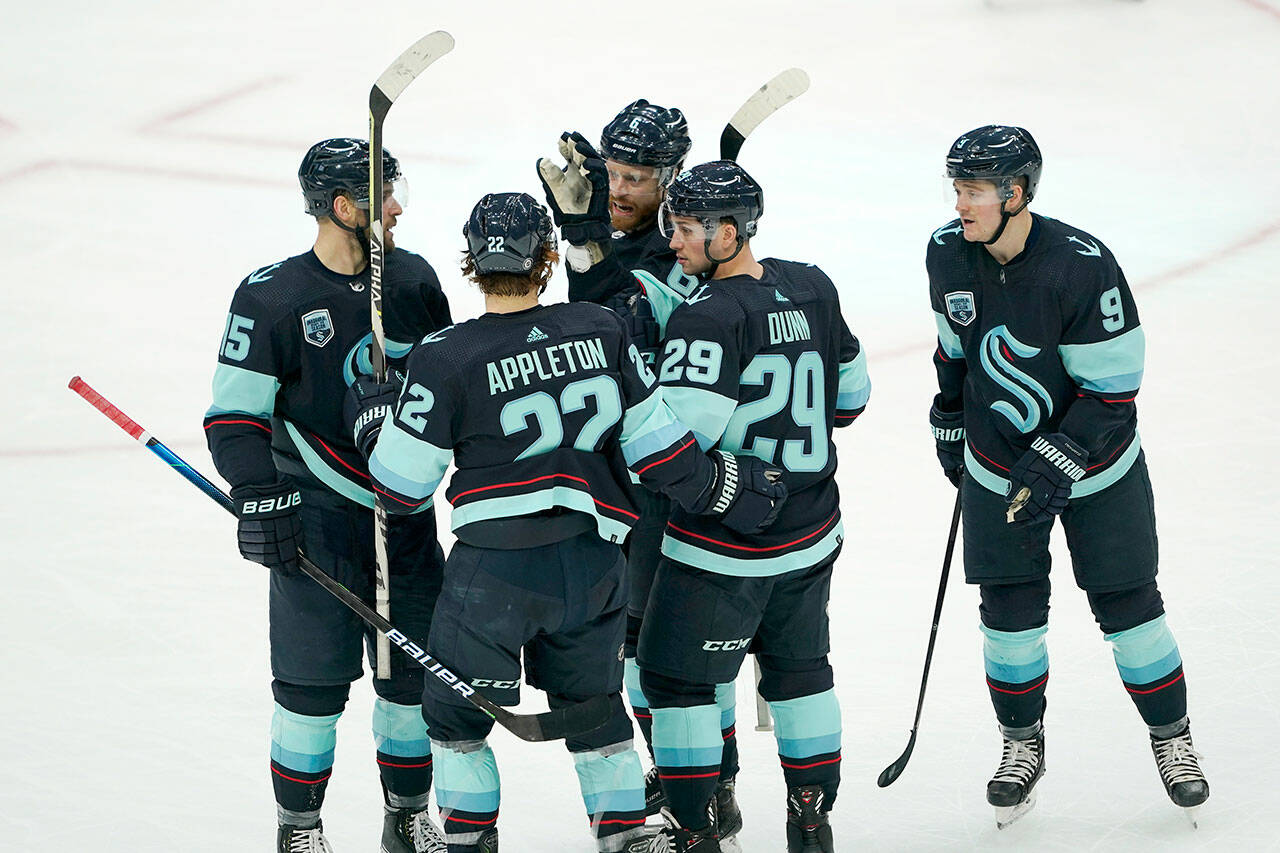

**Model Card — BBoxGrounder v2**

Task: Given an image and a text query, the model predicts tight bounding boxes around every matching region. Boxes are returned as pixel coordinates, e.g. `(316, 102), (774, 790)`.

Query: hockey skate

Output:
(381, 805), (447, 853)
(715, 778), (743, 853)
(278, 821), (334, 853)
(785, 785), (834, 852)
(644, 766), (669, 816)
(1151, 725), (1209, 827)
(987, 729), (1044, 829)
(653, 802), (722, 852)
(450, 827), (498, 852)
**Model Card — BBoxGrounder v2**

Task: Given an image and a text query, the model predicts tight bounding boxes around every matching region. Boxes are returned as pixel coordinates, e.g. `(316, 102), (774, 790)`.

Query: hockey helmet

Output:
(464, 192), (557, 276)
(945, 125), (1042, 206)
(599, 99), (691, 178)
(299, 138), (402, 217)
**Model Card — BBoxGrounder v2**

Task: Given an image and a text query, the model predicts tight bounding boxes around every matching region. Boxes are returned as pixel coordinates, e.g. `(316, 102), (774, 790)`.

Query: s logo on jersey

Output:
(945, 291), (976, 326)
(302, 309), (334, 347)
(979, 325), (1053, 433)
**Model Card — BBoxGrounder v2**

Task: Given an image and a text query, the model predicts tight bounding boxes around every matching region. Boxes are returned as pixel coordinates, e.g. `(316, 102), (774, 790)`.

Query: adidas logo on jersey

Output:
(775, 289), (789, 303)
(527, 326), (549, 343)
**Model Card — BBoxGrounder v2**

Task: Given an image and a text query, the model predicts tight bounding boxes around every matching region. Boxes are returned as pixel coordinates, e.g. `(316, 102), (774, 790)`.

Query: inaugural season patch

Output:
(945, 291), (976, 326)
(302, 309), (334, 347)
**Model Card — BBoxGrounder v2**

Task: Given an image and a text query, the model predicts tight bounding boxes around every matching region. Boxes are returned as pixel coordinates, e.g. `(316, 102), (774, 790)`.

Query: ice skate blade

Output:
(994, 792), (1037, 830)
(1182, 806), (1200, 829)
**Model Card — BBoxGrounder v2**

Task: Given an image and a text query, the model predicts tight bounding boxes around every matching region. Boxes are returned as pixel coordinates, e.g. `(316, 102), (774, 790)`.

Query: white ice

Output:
(2, 0), (1278, 850)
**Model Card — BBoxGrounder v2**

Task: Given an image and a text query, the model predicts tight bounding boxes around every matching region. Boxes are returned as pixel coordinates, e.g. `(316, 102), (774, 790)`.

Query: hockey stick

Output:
(753, 657), (772, 732)
(68, 375), (611, 743)
(367, 31), (455, 678)
(876, 490), (962, 787)
(719, 68), (811, 161)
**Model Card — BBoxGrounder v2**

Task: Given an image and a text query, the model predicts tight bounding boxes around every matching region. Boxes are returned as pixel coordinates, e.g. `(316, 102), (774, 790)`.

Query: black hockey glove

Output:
(344, 373), (403, 459)
(536, 131), (613, 246)
(231, 481), (304, 576)
(694, 450), (789, 535)
(614, 290), (660, 368)
(929, 397), (965, 488)
(1005, 433), (1088, 524)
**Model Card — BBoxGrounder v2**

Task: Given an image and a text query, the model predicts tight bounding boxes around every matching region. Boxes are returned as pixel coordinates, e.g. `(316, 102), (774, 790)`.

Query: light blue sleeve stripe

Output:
(981, 624), (1049, 682)
(776, 732), (843, 759)
(372, 698), (430, 758)
(620, 390), (690, 466)
(934, 311), (964, 359)
(383, 338), (414, 359)
(661, 386), (738, 451)
(1116, 647), (1182, 686)
(207, 363), (280, 418)
(1105, 614), (1179, 669)
(1059, 326), (1145, 393)
(368, 420), (450, 501)
(836, 351), (871, 411)
(282, 421), (376, 508)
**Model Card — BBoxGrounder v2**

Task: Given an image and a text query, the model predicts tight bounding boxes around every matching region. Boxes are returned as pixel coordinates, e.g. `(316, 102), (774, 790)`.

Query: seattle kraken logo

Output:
(979, 325), (1053, 433)
(343, 332), (376, 387)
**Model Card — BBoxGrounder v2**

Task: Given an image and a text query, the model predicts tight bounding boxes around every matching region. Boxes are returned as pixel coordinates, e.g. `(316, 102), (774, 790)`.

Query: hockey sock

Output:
(270, 703), (340, 815)
(570, 740), (648, 847)
(1105, 614), (1187, 727)
(432, 738), (500, 848)
(715, 681), (740, 781)
(650, 704), (723, 831)
(373, 698), (433, 805)
(769, 690), (842, 805)
(624, 658), (655, 758)
(981, 623), (1049, 729)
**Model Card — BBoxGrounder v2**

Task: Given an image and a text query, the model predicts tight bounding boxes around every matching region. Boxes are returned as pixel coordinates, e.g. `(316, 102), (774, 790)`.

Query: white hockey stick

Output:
(719, 68), (811, 161)
(367, 30), (455, 678)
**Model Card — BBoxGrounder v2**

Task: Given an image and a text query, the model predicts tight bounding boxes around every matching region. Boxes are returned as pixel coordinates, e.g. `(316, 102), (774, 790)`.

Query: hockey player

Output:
(927, 124), (1209, 827)
(537, 103), (748, 839)
(205, 138), (451, 853)
(633, 161), (870, 852)
(347, 192), (788, 853)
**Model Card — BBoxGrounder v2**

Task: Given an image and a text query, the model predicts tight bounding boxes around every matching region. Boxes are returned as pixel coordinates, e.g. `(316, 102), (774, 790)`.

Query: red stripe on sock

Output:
(779, 756), (842, 770)
(986, 674), (1049, 695)
(1125, 671), (1186, 695)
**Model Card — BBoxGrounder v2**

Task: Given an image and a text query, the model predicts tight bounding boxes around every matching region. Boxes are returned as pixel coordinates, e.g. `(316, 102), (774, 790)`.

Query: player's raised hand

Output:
(536, 131), (612, 245)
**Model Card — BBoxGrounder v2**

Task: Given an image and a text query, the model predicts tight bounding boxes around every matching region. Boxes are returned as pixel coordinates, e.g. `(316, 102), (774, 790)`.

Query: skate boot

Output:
(452, 828), (498, 852)
(715, 778), (743, 852)
(656, 802), (722, 852)
(785, 785), (834, 852)
(1151, 724), (1209, 826)
(987, 727), (1044, 829)
(278, 821), (334, 853)
(381, 804), (447, 853)
(644, 766), (669, 816)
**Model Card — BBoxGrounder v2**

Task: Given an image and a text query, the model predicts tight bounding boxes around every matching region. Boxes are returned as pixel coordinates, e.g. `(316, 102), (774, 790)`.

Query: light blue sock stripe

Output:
(652, 705), (722, 768)
(769, 690), (841, 759)
(715, 682), (737, 730)
(372, 699), (431, 758)
(981, 623), (1049, 682)
(433, 742), (500, 813)
(1106, 615), (1181, 681)
(624, 658), (647, 711)
(271, 704), (340, 772)
(573, 748), (646, 815)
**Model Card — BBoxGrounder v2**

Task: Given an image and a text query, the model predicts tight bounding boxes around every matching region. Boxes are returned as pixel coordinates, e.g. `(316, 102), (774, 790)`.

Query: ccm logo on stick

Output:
(703, 638), (752, 651)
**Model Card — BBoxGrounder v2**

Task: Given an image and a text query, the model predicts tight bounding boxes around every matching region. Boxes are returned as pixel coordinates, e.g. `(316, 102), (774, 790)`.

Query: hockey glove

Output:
(611, 289), (660, 368)
(694, 450), (789, 535)
(929, 397), (965, 488)
(536, 131), (613, 247)
(1005, 433), (1088, 523)
(344, 373), (403, 459)
(232, 481), (304, 576)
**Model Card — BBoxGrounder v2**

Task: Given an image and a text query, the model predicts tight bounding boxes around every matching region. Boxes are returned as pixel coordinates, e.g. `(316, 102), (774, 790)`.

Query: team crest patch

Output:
(302, 309), (334, 347)
(945, 291), (976, 326)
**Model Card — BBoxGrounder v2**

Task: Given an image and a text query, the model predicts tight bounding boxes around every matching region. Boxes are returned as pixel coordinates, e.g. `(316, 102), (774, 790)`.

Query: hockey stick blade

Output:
(68, 375), (613, 743)
(369, 31), (455, 120)
(876, 491), (962, 787)
(719, 67), (810, 161)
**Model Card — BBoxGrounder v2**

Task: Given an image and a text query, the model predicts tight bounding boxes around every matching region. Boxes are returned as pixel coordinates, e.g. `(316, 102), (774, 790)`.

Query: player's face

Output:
(952, 179), (1005, 242)
(667, 214), (714, 275)
(380, 188), (403, 251)
(606, 159), (663, 233)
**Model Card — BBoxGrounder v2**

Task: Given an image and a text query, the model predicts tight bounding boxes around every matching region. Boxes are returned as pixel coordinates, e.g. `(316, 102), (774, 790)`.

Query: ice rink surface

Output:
(3, 0), (1278, 849)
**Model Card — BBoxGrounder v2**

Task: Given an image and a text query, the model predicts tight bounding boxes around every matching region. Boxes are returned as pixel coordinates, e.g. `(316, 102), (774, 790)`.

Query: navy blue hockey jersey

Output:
(205, 248), (451, 505)
(655, 259), (870, 577)
(928, 213), (1145, 499)
(567, 223), (699, 307)
(367, 302), (720, 546)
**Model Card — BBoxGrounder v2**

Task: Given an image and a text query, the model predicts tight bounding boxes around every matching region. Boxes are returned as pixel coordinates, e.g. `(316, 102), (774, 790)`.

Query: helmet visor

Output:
(657, 202), (719, 241)
(351, 176), (410, 211)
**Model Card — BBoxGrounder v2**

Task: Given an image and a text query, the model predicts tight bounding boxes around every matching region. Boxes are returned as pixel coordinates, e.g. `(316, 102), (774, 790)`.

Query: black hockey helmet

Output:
(299, 137), (401, 217)
(463, 192), (557, 276)
(945, 125), (1042, 206)
(600, 99), (691, 177)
